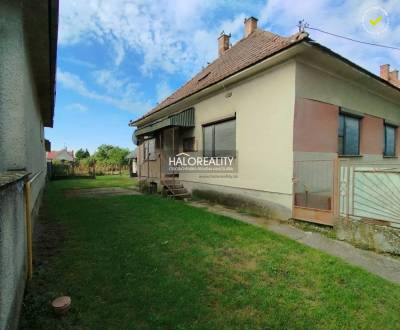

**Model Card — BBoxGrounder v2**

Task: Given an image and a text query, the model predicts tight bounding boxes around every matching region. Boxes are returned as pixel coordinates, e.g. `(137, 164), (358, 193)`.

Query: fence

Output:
(49, 163), (129, 179)
(339, 160), (400, 228)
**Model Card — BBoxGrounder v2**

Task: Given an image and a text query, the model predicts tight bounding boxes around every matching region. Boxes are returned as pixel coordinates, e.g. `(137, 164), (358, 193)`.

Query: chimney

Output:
(218, 33), (230, 56)
(380, 64), (390, 80)
(244, 17), (258, 37)
(380, 64), (400, 88)
(389, 70), (399, 82)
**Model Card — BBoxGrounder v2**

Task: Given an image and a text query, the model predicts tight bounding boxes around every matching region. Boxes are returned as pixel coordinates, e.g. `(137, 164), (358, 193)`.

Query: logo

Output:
(362, 6), (389, 35)
(167, 151), (237, 173)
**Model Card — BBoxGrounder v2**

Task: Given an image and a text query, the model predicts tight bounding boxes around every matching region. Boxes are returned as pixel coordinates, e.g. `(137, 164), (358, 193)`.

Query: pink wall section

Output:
(360, 116), (384, 155)
(293, 98), (339, 152)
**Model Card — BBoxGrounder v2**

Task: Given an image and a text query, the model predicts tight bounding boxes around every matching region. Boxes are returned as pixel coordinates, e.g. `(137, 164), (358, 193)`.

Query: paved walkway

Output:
(190, 201), (400, 284)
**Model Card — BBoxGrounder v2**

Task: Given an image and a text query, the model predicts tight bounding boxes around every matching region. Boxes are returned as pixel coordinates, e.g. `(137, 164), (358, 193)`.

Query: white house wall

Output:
(179, 61), (297, 216)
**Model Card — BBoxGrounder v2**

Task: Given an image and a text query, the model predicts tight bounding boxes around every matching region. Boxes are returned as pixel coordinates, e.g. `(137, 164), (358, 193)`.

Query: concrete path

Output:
(190, 201), (400, 284)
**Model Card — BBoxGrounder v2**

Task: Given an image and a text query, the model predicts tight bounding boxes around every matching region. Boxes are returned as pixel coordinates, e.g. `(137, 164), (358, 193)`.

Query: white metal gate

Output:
(339, 160), (400, 228)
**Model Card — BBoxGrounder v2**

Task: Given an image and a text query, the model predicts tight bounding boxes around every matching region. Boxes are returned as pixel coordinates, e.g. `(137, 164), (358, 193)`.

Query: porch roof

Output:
(135, 108), (195, 137)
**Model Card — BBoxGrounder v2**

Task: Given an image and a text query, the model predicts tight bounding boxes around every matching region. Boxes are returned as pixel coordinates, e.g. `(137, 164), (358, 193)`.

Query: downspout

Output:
(24, 170), (43, 280)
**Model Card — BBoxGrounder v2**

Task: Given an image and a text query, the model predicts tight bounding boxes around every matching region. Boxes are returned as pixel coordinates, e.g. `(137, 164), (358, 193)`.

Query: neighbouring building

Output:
(46, 148), (75, 163)
(126, 149), (138, 177)
(130, 17), (400, 254)
(0, 1), (58, 329)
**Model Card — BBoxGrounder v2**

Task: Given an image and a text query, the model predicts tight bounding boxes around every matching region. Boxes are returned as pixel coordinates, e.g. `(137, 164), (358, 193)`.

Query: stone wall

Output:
(336, 217), (400, 255)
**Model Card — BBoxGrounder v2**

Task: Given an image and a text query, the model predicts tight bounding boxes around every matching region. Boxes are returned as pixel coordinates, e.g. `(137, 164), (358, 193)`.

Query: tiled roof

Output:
(46, 149), (74, 160)
(131, 29), (308, 125)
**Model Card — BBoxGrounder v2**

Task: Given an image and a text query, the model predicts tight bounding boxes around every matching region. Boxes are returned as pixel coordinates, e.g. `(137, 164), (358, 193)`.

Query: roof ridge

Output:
(131, 28), (306, 125)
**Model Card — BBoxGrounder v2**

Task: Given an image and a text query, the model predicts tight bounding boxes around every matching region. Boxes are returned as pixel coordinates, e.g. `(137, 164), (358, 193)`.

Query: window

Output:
(203, 119), (236, 157)
(183, 137), (195, 152)
(384, 124), (396, 157)
(338, 113), (360, 155)
(143, 138), (156, 160)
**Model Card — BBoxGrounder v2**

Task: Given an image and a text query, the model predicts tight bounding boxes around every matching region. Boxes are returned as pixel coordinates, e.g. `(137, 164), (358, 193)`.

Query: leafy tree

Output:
(94, 145), (129, 166)
(94, 144), (114, 164)
(108, 147), (129, 166)
(75, 148), (90, 160)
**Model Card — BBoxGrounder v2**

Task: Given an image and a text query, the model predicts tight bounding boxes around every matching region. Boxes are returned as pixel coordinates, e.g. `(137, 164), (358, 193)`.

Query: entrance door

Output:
(161, 127), (180, 178)
(292, 159), (339, 226)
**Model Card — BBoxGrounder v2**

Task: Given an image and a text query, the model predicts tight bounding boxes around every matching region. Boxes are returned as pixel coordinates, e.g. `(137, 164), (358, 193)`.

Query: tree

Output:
(94, 144), (114, 164)
(108, 147), (129, 166)
(94, 145), (129, 167)
(75, 148), (90, 160)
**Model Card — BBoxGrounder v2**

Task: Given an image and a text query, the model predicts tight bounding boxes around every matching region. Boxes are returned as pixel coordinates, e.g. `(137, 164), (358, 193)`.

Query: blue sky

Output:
(47, 0), (400, 153)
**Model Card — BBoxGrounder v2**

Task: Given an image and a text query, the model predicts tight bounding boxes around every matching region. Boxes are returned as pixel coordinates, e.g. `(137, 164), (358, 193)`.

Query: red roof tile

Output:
(131, 29), (308, 125)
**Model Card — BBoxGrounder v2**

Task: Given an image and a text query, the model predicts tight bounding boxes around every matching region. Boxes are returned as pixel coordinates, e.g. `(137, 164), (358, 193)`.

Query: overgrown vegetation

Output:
(20, 176), (400, 329)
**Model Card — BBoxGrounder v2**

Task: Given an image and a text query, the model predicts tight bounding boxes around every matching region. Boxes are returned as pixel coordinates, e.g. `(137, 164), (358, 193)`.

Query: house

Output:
(46, 149), (75, 163)
(130, 17), (400, 253)
(0, 0), (58, 329)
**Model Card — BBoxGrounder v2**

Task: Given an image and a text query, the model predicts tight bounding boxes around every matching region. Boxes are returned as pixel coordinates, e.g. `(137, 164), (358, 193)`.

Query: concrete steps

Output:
(162, 179), (191, 199)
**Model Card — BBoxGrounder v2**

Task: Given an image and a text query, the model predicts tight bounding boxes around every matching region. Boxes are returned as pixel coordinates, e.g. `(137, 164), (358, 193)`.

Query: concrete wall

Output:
(0, 2), (47, 329)
(0, 179), (27, 330)
(0, 0), (46, 184)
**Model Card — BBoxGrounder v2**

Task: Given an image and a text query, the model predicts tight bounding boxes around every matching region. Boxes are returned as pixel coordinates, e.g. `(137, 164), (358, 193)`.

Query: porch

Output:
(135, 108), (195, 196)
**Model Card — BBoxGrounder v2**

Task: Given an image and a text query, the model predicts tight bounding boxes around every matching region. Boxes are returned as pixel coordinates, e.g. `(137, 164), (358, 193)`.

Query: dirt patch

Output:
(32, 199), (67, 267)
(64, 187), (141, 198)
(215, 247), (258, 271)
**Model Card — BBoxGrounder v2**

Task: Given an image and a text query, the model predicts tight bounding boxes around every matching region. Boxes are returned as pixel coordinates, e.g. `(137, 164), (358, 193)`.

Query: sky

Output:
(47, 0), (400, 153)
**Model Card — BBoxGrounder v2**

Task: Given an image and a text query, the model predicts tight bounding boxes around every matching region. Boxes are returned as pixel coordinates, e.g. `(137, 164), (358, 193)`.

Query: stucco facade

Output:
(0, 1), (58, 329)
(137, 61), (296, 218)
(134, 51), (400, 223)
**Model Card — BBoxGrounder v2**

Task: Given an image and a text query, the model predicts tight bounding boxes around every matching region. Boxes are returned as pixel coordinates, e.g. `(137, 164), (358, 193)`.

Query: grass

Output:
(52, 174), (137, 190)
(20, 176), (400, 329)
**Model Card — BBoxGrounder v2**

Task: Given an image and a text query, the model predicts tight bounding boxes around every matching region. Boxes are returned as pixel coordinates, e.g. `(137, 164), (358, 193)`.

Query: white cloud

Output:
(259, 0), (400, 74)
(58, 1), (251, 75)
(57, 69), (151, 113)
(155, 81), (173, 102)
(64, 103), (89, 112)
(61, 56), (96, 69)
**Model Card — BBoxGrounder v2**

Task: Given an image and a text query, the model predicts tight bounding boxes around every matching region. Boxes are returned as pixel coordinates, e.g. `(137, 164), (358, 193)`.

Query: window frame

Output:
(202, 117), (236, 158)
(384, 123), (397, 157)
(143, 138), (156, 161)
(338, 112), (361, 156)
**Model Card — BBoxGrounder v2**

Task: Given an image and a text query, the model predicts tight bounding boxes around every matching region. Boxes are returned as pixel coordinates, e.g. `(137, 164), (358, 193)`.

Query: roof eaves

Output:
(129, 35), (309, 127)
(304, 40), (400, 95)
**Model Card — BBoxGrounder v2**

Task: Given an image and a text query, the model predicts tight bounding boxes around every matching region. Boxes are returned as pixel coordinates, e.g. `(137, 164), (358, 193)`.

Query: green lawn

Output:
(21, 176), (400, 329)
(51, 174), (137, 190)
